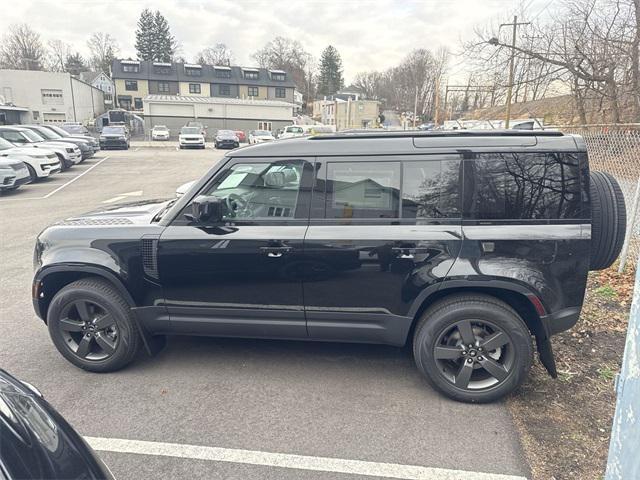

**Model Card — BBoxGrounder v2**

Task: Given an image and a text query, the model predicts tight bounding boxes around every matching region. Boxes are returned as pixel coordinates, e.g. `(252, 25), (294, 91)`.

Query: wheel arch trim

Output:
(33, 263), (135, 320)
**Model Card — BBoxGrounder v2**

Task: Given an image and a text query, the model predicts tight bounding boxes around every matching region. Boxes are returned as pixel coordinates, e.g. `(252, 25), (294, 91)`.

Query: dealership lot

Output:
(0, 147), (529, 480)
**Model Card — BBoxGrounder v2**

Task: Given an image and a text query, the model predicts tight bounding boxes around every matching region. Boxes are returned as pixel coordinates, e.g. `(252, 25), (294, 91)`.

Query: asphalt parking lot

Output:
(0, 147), (530, 480)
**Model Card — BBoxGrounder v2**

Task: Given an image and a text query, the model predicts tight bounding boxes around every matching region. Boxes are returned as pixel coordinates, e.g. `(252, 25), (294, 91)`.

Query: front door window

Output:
(198, 160), (305, 221)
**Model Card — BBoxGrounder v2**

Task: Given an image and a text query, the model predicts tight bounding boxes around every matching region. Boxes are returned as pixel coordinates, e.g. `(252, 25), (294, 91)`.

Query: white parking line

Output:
(43, 156), (110, 198)
(85, 437), (528, 480)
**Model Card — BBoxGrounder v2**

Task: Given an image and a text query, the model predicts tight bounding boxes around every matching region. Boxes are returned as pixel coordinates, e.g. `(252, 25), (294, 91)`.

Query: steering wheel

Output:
(226, 193), (248, 216)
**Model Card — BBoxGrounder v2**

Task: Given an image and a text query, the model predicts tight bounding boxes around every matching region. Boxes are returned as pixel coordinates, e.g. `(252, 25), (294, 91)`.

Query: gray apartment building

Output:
(111, 59), (297, 111)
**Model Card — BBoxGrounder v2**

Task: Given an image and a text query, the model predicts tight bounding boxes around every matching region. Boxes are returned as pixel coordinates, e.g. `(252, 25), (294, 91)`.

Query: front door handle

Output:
(260, 246), (293, 257)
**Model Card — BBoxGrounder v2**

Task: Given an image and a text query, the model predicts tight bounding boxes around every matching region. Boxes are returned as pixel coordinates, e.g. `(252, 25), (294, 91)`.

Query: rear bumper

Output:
(541, 306), (582, 336)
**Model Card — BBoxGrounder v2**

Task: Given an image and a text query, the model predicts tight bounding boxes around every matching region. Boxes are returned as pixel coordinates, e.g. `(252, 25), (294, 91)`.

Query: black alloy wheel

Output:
(47, 278), (141, 372)
(413, 294), (533, 403)
(433, 319), (514, 390)
(57, 299), (119, 361)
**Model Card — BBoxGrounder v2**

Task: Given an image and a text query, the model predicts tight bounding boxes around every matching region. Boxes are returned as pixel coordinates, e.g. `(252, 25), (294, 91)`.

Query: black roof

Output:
(111, 60), (296, 88)
(232, 129), (582, 158)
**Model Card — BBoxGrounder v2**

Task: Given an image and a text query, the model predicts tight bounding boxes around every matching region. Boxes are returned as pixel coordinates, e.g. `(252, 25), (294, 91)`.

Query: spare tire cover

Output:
(589, 171), (627, 270)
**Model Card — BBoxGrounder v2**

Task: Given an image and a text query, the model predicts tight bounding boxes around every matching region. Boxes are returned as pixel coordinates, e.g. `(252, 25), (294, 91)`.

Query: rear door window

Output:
(325, 162), (400, 219)
(402, 159), (461, 220)
(465, 152), (582, 220)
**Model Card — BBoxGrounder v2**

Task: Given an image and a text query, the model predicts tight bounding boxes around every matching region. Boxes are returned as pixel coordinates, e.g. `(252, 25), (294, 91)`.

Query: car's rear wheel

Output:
(47, 278), (141, 372)
(413, 294), (533, 403)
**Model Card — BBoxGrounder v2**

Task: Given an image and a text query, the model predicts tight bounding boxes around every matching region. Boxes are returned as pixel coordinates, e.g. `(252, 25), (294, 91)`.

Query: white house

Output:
(79, 71), (115, 107)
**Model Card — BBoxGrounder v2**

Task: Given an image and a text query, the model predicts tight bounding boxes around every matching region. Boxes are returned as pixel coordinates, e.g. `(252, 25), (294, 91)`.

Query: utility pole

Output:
(434, 76), (440, 126)
(413, 85), (418, 128)
(500, 16), (530, 129)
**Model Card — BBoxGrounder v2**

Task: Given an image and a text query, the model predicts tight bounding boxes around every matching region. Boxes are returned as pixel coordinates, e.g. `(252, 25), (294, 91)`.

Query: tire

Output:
(590, 171), (626, 270)
(56, 153), (69, 172)
(413, 294), (533, 403)
(25, 164), (37, 182)
(47, 278), (141, 372)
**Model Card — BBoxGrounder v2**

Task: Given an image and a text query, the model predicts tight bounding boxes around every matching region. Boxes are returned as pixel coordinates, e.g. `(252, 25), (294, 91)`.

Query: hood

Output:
(56, 199), (172, 226)
(254, 134), (274, 140)
(26, 141), (77, 151)
(3, 146), (57, 157)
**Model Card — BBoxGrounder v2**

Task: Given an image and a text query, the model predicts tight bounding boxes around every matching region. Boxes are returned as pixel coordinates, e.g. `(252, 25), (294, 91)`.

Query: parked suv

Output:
(0, 126), (81, 170)
(0, 137), (61, 181)
(32, 131), (627, 403)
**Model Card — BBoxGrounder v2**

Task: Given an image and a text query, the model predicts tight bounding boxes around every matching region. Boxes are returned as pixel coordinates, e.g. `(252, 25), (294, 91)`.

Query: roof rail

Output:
(309, 129), (564, 140)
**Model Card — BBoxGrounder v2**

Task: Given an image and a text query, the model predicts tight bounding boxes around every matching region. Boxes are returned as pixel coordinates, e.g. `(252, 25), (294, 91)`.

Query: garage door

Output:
(43, 112), (67, 123)
(148, 103), (195, 118)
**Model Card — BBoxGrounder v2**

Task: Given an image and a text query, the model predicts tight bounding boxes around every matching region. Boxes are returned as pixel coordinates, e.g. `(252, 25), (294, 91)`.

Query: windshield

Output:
(32, 127), (59, 140)
(217, 130), (234, 136)
(286, 127), (303, 133)
(181, 127), (201, 134)
(153, 126), (168, 131)
(103, 127), (125, 135)
(63, 125), (86, 134)
(21, 129), (45, 142)
(0, 138), (14, 150)
(45, 125), (71, 137)
(254, 130), (271, 136)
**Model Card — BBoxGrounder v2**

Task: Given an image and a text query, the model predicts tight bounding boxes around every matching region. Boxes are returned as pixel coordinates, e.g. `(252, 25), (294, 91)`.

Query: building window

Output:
(219, 84), (230, 96)
(275, 87), (286, 98)
(41, 89), (63, 105)
(185, 67), (201, 77)
(158, 82), (170, 93)
(32, 111), (40, 120)
(122, 64), (139, 73)
(248, 86), (259, 97)
(154, 66), (171, 74)
(125, 80), (138, 91)
(118, 96), (132, 110)
(214, 68), (232, 78)
(258, 121), (272, 131)
(271, 72), (286, 81)
(134, 98), (143, 110)
(189, 83), (201, 94)
(244, 71), (259, 80)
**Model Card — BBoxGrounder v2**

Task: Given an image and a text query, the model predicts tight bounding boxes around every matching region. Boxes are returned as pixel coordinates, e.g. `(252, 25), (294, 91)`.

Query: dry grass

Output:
(508, 266), (634, 479)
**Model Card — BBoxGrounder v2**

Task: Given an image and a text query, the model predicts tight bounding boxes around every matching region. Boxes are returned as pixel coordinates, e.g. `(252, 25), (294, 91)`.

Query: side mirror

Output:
(185, 195), (227, 224)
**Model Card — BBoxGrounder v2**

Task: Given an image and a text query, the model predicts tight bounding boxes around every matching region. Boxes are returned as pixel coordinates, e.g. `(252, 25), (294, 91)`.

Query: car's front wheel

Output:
(413, 294), (533, 403)
(47, 278), (141, 372)
(25, 164), (38, 182)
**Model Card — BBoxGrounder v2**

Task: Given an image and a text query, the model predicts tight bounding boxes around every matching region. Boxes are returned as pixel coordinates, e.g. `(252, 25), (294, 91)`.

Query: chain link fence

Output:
(555, 124), (640, 271)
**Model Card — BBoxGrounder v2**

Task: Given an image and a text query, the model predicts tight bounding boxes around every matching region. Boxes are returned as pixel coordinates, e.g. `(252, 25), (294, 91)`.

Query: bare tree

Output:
(252, 36), (314, 106)
(196, 43), (233, 66)
(0, 24), (46, 70)
(87, 32), (120, 76)
(463, 0), (639, 123)
(47, 39), (71, 72)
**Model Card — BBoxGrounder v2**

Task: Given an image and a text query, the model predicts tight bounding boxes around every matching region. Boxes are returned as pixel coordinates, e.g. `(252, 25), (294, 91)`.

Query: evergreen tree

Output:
(152, 10), (176, 62)
(134, 9), (155, 61)
(64, 52), (86, 75)
(317, 45), (344, 97)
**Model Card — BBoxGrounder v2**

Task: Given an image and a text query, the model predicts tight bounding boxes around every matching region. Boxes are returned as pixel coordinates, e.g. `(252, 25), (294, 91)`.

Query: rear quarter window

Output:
(465, 152), (582, 220)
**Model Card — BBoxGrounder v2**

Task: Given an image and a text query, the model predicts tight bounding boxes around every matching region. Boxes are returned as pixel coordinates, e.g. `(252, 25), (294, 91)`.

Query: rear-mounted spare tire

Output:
(590, 171), (627, 270)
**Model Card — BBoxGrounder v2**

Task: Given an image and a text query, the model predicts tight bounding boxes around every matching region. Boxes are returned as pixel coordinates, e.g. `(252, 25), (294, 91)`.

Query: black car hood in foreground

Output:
(56, 199), (172, 226)
(0, 369), (114, 479)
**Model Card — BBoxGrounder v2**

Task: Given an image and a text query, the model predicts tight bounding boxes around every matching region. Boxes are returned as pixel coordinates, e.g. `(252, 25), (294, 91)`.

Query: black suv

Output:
(32, 131), (626, 403)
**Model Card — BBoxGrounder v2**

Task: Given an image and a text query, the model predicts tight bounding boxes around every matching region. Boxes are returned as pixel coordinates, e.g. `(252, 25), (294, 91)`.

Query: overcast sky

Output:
(2, 0), (554, 83)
